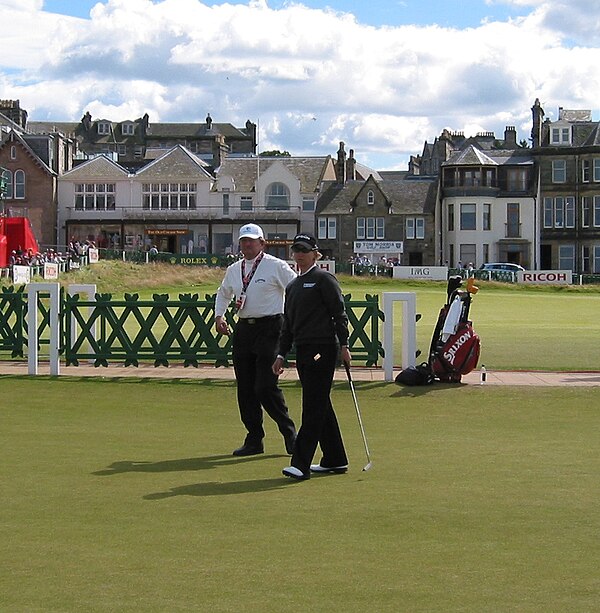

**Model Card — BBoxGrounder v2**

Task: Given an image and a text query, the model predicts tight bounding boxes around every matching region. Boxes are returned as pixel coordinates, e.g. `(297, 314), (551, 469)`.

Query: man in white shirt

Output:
(215, 223), (298, 456)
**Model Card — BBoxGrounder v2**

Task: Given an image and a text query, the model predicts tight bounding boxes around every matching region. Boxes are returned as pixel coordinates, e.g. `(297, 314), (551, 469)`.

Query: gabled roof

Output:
(383, 177), (438, 215)
(444, 145), (498, 166)
(318, 175), (437, 216)
(60, 155), (129, 180)
(0, 130), (55, 176)
(136, 145), (214, 180)
(215, 156), (335, 192)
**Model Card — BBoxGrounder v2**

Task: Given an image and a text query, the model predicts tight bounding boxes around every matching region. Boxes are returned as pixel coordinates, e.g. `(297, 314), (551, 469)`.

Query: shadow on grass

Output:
(390, 381), (467, 397)
(92, 453), (283, 476)
(143, 477), (296, 499)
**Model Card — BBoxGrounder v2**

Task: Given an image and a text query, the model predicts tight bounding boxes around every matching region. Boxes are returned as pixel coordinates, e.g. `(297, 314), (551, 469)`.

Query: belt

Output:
(238, 314), (282, 325)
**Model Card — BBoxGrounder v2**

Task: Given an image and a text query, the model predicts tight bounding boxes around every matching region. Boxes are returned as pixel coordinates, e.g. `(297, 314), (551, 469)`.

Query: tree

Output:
(259, 150), (291, 157)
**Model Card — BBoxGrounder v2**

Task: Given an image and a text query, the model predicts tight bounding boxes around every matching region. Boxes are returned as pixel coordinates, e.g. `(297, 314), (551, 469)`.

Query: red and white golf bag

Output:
(429, 276), (481, 383)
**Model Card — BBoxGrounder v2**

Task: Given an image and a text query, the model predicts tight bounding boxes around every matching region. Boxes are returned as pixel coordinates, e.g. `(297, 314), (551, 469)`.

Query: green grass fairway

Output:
(3, 376), (600, 612)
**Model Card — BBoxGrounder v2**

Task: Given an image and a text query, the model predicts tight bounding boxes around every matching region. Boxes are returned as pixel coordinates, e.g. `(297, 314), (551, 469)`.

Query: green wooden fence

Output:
(0, 288), (384, 368)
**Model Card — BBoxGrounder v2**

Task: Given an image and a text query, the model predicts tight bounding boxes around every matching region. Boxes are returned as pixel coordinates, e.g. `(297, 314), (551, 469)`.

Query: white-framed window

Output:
(74, 183), (116, 211)
(483, 203), (491, 231)
(594, 196), (600, 227)
(97, 122), (111, 135)
(582, 160), (591, 182)
(582, 245), (590, 273)
(460, 203), (476, 230)
(594, 159), (600, 182)
(121, 123), (135, 136)
(118, 145), (126, 155)
(142, 183), (197, 210)
(14, 169), (25, 199)
(328, 217), (337, 239)
(558, 244), (575, 271)
(318, 216), (336, 239)
(10, 145), (16, 160)
(405, 217), (425, 239)
(552, 160), (566, 183)
(506, 168), (527, 191)
(367, 190), (375, 206)
(594, 246), (600, 273)
(356, 217), (365, 239)
(302, 197), (315, 212)
(551, 126), (571, 145)
(240, 196), (253, 211)
(448, 203), (454, 231)
(356, 217), (384, 239)
(582, 196), (591, 228)
(134, 146), (144, 159)
(266, 182), (289, 210)
(222, 192), (230, 215)
(544, 196), (575, 228)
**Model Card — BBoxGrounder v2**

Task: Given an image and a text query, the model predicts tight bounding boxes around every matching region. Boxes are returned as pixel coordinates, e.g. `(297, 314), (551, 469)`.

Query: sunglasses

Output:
(291, 245), (312, 253)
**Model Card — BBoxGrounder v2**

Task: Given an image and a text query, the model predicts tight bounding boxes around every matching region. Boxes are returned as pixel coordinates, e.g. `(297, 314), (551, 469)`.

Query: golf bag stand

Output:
(428, 275), (481, 383)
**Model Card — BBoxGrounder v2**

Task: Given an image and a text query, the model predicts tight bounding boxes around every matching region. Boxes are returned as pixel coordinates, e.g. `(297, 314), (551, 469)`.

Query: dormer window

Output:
(98, 122), (111, 135)
(550, 125), (571, 145)
(122, 123), (135, 136)
(367, 190), (375, 206)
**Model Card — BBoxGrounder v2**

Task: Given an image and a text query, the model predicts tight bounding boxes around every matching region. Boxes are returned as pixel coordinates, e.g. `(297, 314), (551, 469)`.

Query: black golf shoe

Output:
(232, 443), (264, 457)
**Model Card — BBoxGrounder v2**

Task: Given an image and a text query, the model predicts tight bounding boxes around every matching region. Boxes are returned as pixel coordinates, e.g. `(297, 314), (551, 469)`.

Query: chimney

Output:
(336, 141), (347, 184)
(346, 148), (356, 181)
(504, 126), (517, 148)
(81, 111), (92, 132)
(212, 133), (228, 169)
(531, 98), (545, 148)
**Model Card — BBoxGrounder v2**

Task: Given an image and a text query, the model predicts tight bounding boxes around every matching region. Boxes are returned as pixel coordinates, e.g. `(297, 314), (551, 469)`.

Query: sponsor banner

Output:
(88, 248), (99, 263)
(168, 255), (222, 266)
(287, 260), (335, 274)
(518, 270), (572, 285)
(354, 241), (403, 254)
(44, 262), (59, 280)
(393, 266), (448, 281)
(12, 265), (31, 285)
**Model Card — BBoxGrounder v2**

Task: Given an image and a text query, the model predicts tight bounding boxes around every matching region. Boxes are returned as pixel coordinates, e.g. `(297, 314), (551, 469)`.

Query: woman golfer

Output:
(272, 233), (350, 480)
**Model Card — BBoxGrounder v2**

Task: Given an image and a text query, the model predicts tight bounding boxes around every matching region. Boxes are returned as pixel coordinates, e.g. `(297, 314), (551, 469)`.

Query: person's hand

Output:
(215, 316), (231, 336)
(340, 345), (351, 367)
(272, 356), (284, 376)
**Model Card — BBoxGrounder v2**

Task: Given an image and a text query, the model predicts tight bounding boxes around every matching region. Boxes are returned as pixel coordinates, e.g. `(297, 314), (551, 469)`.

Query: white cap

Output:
(238, 223), (264, 240)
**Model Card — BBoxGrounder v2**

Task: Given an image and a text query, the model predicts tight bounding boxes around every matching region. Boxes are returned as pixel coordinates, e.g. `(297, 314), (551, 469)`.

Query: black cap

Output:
(292, 233), (318, 251)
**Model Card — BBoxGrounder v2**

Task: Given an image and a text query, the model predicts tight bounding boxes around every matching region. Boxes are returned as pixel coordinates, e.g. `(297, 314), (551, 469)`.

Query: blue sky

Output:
(43, 0), (522, 28)
(3, 0), (600, 169)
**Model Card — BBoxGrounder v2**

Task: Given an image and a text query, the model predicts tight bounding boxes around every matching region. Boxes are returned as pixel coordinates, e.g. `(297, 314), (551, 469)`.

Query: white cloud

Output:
(2, 0), (600, 169)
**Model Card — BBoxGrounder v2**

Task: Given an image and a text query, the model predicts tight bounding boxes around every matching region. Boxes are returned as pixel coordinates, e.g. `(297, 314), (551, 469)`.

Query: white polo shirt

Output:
(215, 253), (297, 319)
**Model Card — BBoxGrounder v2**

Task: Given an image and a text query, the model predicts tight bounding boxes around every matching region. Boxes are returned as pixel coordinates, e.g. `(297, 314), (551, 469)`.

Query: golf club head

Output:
(362, 462), (373, 471)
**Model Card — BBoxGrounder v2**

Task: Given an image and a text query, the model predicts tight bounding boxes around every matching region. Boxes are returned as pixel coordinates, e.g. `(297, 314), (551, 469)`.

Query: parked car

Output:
(480, 262), (525, 272)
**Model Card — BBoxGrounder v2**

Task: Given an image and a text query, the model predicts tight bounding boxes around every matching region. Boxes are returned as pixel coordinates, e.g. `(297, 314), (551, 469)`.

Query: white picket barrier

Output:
(26, 283), (61, 376)
(382, 292), (417, 382)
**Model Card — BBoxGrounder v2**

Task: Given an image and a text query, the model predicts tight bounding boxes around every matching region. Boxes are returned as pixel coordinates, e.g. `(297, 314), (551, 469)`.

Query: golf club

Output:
(344, 362), (372, 471)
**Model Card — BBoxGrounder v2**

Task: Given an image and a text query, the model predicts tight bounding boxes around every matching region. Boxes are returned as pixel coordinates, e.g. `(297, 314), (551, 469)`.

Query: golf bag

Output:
(428, 275), (481, 383)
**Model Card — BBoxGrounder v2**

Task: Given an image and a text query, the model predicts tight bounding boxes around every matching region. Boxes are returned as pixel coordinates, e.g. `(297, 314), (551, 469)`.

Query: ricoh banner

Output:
(393, 266), (449, 281)
(518, 270), (572, 284)
(354, 241), (403, 254)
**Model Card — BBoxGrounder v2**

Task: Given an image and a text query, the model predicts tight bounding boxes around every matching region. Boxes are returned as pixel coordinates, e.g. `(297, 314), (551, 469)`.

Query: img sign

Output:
(393, 266), (448, 281)
(518, 270), (572, 285)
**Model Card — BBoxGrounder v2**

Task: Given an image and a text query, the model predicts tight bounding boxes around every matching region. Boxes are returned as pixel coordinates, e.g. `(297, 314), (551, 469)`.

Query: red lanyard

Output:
(241, 251), (264, 293)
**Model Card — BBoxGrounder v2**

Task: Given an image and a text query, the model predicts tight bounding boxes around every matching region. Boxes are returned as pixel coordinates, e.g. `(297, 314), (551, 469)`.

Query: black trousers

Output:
(232, 317), (295, 445)
(291, 343), (348, 475)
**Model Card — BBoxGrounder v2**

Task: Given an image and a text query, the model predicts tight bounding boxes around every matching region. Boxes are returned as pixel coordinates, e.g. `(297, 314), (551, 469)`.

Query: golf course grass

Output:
(3, 376), (600, 612)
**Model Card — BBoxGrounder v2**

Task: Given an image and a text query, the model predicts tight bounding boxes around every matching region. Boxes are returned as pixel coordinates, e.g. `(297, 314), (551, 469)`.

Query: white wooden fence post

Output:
(382, 292), (417, 382)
